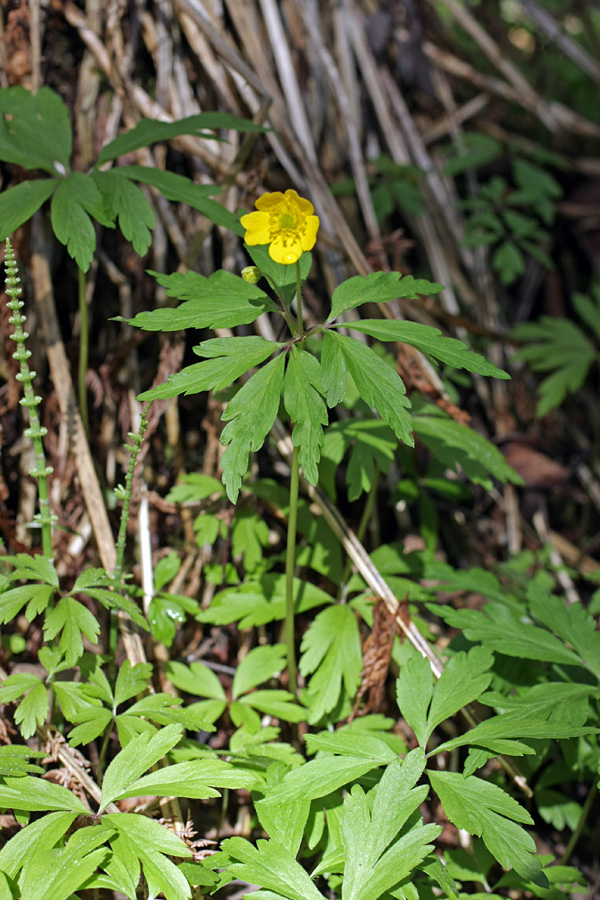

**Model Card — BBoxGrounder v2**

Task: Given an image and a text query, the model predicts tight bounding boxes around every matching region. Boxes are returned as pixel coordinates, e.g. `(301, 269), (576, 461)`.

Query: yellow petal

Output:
(241, 210), (271, 245)
(286, 189), (314, 216)
(255, 191), (285, 211)
(269, 234), (302, 264)
(301, 215), (320, 251)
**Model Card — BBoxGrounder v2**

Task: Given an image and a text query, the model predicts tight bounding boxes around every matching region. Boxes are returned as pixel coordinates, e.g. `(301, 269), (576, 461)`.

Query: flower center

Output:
(279, 212), (295, 229)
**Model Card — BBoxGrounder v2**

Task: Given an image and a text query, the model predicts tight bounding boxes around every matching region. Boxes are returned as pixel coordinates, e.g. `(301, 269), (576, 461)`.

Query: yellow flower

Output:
(241, 189), (320, 265)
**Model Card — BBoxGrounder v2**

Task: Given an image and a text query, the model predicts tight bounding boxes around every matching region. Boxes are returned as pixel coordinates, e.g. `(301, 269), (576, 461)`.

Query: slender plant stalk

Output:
(4, 238), (54, 559)
(295, 260), (303, 333)
(283, 262), (305, 693)
(560, 773), (598, 864)
(77, 265), (90, 436)
(263, 272), (299, 336)
(113, 404), (151, 590)
(285, 446), (300, 694)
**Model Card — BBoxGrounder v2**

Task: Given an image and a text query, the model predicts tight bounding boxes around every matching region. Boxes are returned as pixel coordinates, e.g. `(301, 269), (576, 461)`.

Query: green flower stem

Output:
(285, 444), (300, 694)
(77, 265), (90, 437)
(4, 238), (54, 560)
(295, 260), (303, 333)
(560, 773), (598, 864)
(263, 272), (299, 337)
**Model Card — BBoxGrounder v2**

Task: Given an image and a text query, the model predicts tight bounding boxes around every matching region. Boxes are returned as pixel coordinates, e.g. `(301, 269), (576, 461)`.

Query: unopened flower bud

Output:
(241, 266), (262, 284)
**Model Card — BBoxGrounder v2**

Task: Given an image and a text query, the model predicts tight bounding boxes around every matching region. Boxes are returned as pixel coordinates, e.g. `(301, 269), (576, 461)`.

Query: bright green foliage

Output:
(321, 419), (397, 501)
(165, 645), (306, 730)
(396, 648), (493, 750)
(197, 573), (333, 628)
(299, 604), (362, 723)
(429, 771), (545, 885)
(413, 405), (524, 490)
(510, 285), (600, 415)
(221, 835), (327, 900)
(221, 354), (287, 501)
(96, 111), (267, 165)
(328, 272), (443, 321)
(100, 814), (193, 900)
(132, 275), (279, 338)
(130, 263), (508, 503)
(0, 86), (261, 268)
(433, 581), (600, 679)
(325, 330), (413, 444)
(147, 552), (202, 647)
(0, 86), (72, 173)
(344, 319), (509, 378)
(62, 658), (213, 746)
(284, 347), (329, 484)
(339, 754), (440, 900)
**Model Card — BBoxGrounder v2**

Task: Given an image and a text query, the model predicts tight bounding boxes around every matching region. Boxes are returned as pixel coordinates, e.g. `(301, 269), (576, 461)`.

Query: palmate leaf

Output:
(221, 836), (326, 900)
(434, 709), (599, 757)
(165, 660), (227, 701)
(432, 603), (585, 669)
(0, 746), (45, 778)
(342, 320), (508, 379)
(413, 409), (523, 489)
(238, 690), (307, 723)
(284, 347), (328, 485)
(0, 584), (54, 624)
(0, 775), (89, 814)
(14, 682), (49, 739)
(0, 811), (78, 881)
(92, 169), (155, 256)
(299, 604), (362, 723)
(510, 316), (598, 415)
(198, 573), (333, 628)
(3, 553), (60, 586)
(103, 813), (192, 900)
(328, 272), (443, 321)
(97, 112), (267, 165)
(50, 172), (114, 272)
(341, 753), (440, 900)
(428, 771), (547, 887)
(527, 582), (600, 681)
(130, 270), (277, 333)
(99, 723), (184, 812)
(0, 86), (72, 173)
(19, 828), (110, 900)
(114, 758), (258, 802)
(232, 644), (287, 698)
(0, 673), (50, 739)
(255, 795), (311, 857)
(261, 752), (391, 808)
(0, 179), (57, 240)
(320, 418), (397, 502)
(221, 354), (287, 502)
(139, 336), (278, 400)
(115, 165), (244, 234)
(396, 647), (493, 750)
(43, 596), (100, 666)
(321, 329), (347, 407)
(305, 731), (399, 761)
(326, 331), (413, 446)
